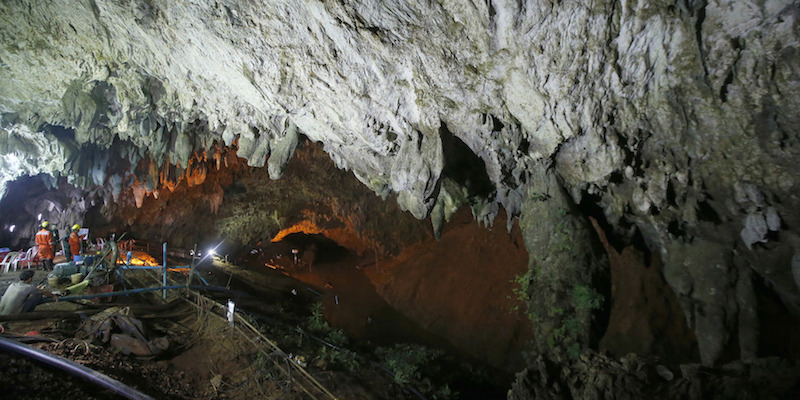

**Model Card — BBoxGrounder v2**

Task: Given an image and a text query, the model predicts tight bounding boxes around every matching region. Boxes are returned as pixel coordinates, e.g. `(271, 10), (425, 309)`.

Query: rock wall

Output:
(366, 207), (532, 372)
(508, 350), (800, 400)
(0, 0), (799, 372)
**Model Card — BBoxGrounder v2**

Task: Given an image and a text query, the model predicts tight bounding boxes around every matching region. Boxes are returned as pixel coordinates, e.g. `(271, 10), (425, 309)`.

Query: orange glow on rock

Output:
(271, 220), (325, 242)
(270, 213), (379, 257)
(130, 146), (238, 209)
(126, 251), (159, 266)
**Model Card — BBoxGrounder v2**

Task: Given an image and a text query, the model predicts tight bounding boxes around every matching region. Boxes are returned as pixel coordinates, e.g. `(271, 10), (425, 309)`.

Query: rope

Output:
(183, 295), (339, 400)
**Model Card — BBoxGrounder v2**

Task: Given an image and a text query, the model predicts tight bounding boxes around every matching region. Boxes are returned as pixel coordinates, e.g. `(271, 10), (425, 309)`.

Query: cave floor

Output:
(0, 251), (504, 400)
(210, 253), (511, 400)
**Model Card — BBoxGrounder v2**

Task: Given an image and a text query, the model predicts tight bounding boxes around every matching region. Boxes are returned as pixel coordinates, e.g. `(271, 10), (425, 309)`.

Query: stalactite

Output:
(186, 163), (207, 187)
(209, 181), (223, 214)
(213, 149), (222, 170)
(131, 181), (146, 209)
(147, 160), (159, 192)
(159, 162), (180, 193)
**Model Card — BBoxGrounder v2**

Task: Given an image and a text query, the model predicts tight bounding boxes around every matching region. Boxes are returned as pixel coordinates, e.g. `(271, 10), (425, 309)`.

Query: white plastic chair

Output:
(1, 251), (20, 274)
(13, 247), (37, 271)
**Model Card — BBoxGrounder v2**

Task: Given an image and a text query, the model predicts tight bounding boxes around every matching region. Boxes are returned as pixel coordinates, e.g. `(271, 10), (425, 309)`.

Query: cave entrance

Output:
(269, 232), (351, 267)
(245, 232), (456, 348)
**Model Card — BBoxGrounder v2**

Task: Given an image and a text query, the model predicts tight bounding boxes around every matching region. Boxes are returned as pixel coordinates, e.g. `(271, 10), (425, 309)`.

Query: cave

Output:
(1, 1), (800, 399)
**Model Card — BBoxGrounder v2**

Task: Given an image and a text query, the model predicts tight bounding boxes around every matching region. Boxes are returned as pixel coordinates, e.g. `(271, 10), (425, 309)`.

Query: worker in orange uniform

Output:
(35, 221), (54, 270)
(69, 224), (82, 261)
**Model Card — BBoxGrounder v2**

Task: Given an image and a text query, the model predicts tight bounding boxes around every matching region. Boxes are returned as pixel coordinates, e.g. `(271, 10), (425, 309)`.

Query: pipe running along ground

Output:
(0, 335), (156, 400)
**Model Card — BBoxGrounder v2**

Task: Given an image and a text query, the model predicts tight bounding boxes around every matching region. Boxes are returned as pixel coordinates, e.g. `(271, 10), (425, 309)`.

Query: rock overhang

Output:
(1, 0), (800, 367)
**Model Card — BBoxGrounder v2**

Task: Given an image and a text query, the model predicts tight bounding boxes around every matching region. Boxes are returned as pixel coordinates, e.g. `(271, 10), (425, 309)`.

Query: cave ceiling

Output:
(1, 0), (800, 367)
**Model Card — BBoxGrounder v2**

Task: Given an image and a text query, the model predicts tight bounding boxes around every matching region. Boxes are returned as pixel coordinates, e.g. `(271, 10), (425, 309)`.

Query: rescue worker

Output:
(0, 269), (58, 315)
(35, 221), (55, 270)
(69, 224), (82, 260)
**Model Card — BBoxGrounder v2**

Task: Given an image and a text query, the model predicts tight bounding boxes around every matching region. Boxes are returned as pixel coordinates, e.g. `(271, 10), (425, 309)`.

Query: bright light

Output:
(202, 241), (225, 261)
(8, 225), (15, 233)
(37, 213), (42, 221)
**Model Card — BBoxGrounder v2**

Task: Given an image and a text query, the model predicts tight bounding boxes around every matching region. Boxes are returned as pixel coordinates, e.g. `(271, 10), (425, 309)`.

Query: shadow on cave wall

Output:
(439, 123), (494, 199)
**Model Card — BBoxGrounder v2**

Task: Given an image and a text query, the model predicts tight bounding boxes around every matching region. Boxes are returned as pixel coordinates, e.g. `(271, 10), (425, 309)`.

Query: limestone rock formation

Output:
(508, 350), (800, 400)
(0, 0), (799, 380)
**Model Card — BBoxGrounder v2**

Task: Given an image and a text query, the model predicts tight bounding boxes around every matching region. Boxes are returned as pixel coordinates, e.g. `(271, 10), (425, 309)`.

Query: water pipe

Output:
(115, 269), (128, 292)
(40, 285), (235, 303)
(0, 336), (155, 400)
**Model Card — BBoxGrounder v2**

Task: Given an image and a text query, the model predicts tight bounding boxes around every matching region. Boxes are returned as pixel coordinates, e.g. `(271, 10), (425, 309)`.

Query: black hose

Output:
(38, 284), (244, 303)
(0, 336), (155, 400)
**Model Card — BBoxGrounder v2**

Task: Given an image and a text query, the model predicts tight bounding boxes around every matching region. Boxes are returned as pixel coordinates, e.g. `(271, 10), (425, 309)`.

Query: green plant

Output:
(319, 345), (360, 372)
(282, 329), (304, 348)
(431, 384), (454, 399)
(306, 302), (328, 332)
(376, 344), (444, 385)
(551, 209), (572, 252)
(509, 268), (534, 309)
(573, 284), (604, 311)
(563, 316), (582, 333)
(217, 203), (284, 245)
(303, 303), (361, 372)
(543, 285), (605, 358)
(305, 302), (348, 346)
(325, 327), (347, 347)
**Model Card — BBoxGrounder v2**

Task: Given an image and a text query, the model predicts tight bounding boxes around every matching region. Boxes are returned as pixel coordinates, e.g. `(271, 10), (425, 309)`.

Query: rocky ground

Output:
(0, 258), (502, 400)
(509, 350), (800, 400)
